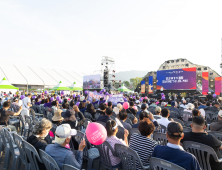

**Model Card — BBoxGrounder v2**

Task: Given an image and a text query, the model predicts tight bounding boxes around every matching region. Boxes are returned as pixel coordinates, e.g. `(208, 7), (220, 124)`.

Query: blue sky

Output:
(0, 0), (222, 75)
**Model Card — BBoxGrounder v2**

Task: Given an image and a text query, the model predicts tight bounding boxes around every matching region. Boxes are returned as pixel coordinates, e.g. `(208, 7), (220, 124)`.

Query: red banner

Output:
(215, 77), (222, 95)
(202, 72), (209, 95)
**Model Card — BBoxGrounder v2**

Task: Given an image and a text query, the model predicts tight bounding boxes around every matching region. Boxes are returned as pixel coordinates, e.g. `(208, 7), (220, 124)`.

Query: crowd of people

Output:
(0, 90), (222, 170)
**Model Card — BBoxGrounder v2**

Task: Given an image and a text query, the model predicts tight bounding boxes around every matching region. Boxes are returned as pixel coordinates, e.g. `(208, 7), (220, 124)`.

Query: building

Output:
(0, 64), (84, 89)
(135, 58), (220, 93)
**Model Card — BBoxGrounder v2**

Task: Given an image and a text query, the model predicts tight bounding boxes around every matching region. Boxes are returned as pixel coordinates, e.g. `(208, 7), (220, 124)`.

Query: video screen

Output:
(157, 68), (196, 90)
(83, 74), (101, 89)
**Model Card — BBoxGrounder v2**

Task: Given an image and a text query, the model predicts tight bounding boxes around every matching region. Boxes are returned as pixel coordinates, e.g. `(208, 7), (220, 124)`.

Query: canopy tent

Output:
(118, 84), (132, 92)
(69, 82), (83, 91)
(50, 81), (70, 91)
(0, 77), (19, 94)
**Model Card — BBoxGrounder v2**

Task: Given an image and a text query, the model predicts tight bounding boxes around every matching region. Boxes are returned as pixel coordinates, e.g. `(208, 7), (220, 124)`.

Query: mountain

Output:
(115, 70), (149, 82)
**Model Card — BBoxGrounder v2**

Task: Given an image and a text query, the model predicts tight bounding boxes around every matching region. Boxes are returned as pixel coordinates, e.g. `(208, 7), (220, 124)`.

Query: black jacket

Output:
(96, 115), (111, 124)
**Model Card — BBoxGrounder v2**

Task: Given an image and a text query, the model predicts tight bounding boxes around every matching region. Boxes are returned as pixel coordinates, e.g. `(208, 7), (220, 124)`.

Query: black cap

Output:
(61, 109), (75, 118)
(167, 122), (183, 137)
(213, 102), (219, 105)
(141, 104), (147, 110)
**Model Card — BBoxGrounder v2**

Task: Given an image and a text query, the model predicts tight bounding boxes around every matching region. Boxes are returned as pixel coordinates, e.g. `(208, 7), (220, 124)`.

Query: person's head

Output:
(62, 109), (76, 121)
(186, 103), (194, 110)
(41, 99), (45, 104)
(63, 98), (68, 103)
(161, 102), (166, 107)
(105, 107), (113, 116)
(206, 101), (210, 106)
(3, 101), (11, 109)
(69, 100), (75, 108)
(119, 109), (128, 121)
(87, 103), (95, 113)
(161, 108), (170, 118)
(155, 106), (161, 115)
(202, 101), (206, 106)
(51, 101), (56, 106)
(143, 99), (146, 103)
(182, 100), (186, 104)
(166, 122), (184, 144)
(171, 101), (175, 107)
(139, 111), (149, 121)
(78, 102), (85, 109)
(55, 124), (77, 145)
(92, 98), (96, 103)
(45, 98), (49, 103)
(108, 101), (112, 107)
(99, 103), (106, 111)
(35, 98), (39, 103)
(33, 118), (52, 138)
(141, 104), (147, 111)
(198, 102), (201, 107)
(52, 109), (64, 122)
(27, 93), (32, 98)
(193, 102), (198, 109)
(129, 101), (134, 107)
(213, 102), (220, 108)
(13, 97), (18, 103)
(139, 118), (155, 137)
(106, 120), (118, 137)
(192, 109), (201, 117)
(191, 116), (206, 132)
(218, 110), (222, 120)
(62, 103), (69, 109)
(117, 103), (123, 111)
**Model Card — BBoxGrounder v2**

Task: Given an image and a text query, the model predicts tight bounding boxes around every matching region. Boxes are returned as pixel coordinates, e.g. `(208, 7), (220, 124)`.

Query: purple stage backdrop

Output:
(157, 68), (196, 90)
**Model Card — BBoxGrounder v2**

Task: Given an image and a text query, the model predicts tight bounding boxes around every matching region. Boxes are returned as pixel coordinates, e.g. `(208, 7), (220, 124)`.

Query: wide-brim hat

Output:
(52, 109), (64, 121)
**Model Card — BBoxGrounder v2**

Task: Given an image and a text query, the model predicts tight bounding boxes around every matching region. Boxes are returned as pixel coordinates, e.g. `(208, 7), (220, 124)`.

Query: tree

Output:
(130, 77), (142, 90)
(123, 81), (130, 87)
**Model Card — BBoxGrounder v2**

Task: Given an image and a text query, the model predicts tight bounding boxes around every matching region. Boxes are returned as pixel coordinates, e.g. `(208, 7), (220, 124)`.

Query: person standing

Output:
(21, 93), (32, 118)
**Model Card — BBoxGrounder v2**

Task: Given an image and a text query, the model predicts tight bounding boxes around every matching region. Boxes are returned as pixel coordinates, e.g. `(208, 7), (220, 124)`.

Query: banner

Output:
(202, 72), (209, 95)
(83, 74), (101, 89)
(215, 77), (222, 95)
(148, 76), (153, 94)
(156, 68), (196, 90)
(141, 81), (145, 94)
(87, 91), (104, 102)
(108, 94), (123, 105)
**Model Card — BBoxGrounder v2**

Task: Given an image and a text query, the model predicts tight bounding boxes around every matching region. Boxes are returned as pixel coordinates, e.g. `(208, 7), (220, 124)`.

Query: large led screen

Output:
(83, 74), (101, 89)
(157, 68), (196, 90)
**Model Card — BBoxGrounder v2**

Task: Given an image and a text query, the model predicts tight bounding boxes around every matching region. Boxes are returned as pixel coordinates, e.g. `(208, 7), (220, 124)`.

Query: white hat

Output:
(55, 124), (77, 138)
(135, 100), (140, 104)
(218, 110), (222, 118)
(113, 107), (119, 115)
(186, 103), (194, 110)
(119, 98), (124, 102)
(80, 96), (85, 102)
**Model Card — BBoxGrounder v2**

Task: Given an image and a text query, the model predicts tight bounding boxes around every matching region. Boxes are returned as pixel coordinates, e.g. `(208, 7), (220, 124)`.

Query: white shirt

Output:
(18, 100), (23, 106)
(157, 117), (171, 128)
(167, 143), (184, 151)
(180, 104), (187, 109)
(199, 109), (205, 118)
(22, 97), (31, 110)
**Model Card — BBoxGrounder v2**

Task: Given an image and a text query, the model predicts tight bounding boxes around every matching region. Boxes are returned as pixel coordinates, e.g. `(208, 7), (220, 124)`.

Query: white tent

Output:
(0, 77), (19, 94)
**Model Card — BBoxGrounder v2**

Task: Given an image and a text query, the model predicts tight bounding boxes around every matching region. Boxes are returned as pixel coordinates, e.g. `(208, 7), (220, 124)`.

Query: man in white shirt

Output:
(157, 108), (172, 128)
(21, 93), (32, 118)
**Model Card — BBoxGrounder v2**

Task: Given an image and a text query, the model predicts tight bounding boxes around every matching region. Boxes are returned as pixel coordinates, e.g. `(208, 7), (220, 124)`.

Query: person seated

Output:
(136, 104), (147, 117)
(181, 116), (222, 170)
(168, 101), (179, 112)
(35, 98), (41, 106)
(86, 103), (96, 119)
(62, 103), (69, 112)
(106, 120), (128, 168)
(40, 99), (45, 106)
(154, 106), (162, 118)
(78, 99), (87, 114)
(205, 102), (220, 113)
(0, 101), (22, 131)
(97, 107), (113, 123)
(198, 101), (207, 109)
(43, 98), (51, 107)
(188, 109), (207, 128)
(129, 118), (157, 168)
(27, 118), (52, 151)
(210, 110), (222, 131)
(51, 100), (59, 111)
(69, 100), (75, 109)
(61, 108), (85, 130)
(126, 101), (136, 116)
(156, 108), (171, 128)
(108, 101), (113, 109)
(96, 103), (106, 116)
(91, 98), (98, 106)
(161, 102), (166, 107)
(152, 122), (201, 170)
(117, 103), (123, 112)
(52, 109), (64, 126)
(45, 124), (86, 170)
(119, 109), (132, 132)
(179, 100), (187, 109)
(149, 99), (157, 108)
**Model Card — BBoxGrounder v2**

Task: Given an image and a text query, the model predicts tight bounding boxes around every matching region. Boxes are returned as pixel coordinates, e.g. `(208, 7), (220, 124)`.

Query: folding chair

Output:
(158, 124), (167, 133)
(115, 144), (150, 170)
(129, 128), (140, 140)
(97, 121), (106, 127)
(172, 118), (185, 127)
(150, 157), (185, 170)
(183, 141), (222, 170)
(183, 127), (192, 132)
(96, 141), (121, 170)
(39, 149), (60, 170)
(153, 132), (168, 146)
(116, 126), (125, 140)
(125, 118), (132, 126)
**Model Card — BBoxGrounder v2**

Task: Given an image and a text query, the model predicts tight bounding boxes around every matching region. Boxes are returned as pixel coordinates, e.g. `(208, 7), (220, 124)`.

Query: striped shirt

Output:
(129, 133), (156, 169)
(106, 136), (126, 166)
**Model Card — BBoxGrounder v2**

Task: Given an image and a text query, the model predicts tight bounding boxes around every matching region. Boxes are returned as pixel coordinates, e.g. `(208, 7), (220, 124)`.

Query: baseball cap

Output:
(141, 104), (147, 110)
(171, 101), (175, 107)
(55, 124), (77, 138)
(167, 122), (183, 138)
(213, 102), (219, 105)
(135, 100), (140, 104)
(218, 110), (222, 118)
(61, 109), (75, 118)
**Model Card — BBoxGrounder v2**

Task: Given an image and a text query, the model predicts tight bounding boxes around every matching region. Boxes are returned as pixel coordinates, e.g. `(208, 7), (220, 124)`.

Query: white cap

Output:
(55, 124), (77, 138)
(135, 100), (140, 104)
(218, 110), (222, 118)
(113, 107), (119, 114)
(186, 103), (194, 110)
(80, 96), (85, 102)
